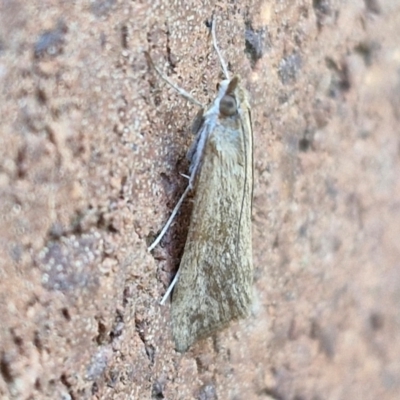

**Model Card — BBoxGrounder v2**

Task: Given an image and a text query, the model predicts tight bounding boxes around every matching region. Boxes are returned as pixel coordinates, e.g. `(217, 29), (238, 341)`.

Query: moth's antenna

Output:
(211, 17), (230, 80)
(145, 52), (204, 108)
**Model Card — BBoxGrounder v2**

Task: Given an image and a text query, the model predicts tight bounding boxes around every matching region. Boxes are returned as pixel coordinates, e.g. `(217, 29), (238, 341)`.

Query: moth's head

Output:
(216, 76), (240, 117)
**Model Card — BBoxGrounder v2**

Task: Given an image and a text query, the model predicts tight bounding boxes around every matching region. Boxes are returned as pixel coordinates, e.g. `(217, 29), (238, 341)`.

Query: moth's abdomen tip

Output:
(174, 338), (191, 353)
(175, 344), (189, 353)
(173, 325), (194, 353)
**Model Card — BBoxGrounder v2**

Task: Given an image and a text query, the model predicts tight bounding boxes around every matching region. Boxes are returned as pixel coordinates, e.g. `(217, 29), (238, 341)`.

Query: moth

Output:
(147, 18), (253, 353)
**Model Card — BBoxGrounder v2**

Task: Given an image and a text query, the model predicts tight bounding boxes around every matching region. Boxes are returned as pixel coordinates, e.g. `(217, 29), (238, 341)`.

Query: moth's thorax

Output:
(203, 79), (231, 121)
(209, 124), (243, 166)
(203, 76), (246, 129)
(188, 75), (250, 181)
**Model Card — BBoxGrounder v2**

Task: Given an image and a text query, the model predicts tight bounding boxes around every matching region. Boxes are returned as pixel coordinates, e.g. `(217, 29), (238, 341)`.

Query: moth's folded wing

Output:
(172, 119), (253, 353)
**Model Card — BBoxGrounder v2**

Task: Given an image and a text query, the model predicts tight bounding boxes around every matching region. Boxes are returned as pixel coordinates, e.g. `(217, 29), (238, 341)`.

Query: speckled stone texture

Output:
(1, 1), (400, 399)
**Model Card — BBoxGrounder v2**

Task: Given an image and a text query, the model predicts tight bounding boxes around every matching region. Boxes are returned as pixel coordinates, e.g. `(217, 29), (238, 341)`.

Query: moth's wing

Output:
(172, 106), (253, 353)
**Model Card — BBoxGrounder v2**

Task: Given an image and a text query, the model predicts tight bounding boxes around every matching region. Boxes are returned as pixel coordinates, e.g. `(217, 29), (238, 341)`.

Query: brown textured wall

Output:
(0, 1), (400, 399)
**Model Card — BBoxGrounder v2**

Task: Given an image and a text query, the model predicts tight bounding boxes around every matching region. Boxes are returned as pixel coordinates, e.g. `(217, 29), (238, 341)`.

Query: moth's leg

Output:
(190, 108), (205, 135)
(145, 51), (204, 252)
(147, 116), (203, 251)
(148, 127), (203, 252)
(186, 132), (201, 166)
(148, 185), (191, 252)
(187, 121), (210, 189)
(159, 270), (180, 305)
(211, 18), (230, 80)
(145, 52), (204, 108)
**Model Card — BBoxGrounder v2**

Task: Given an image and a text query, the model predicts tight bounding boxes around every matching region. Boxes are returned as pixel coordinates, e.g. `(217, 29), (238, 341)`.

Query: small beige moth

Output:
(147, 18), (253, 353)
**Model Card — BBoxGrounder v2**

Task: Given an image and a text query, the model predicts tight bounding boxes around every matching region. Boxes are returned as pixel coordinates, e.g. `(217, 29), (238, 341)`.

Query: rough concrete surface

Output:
(0, 0), (399, 399)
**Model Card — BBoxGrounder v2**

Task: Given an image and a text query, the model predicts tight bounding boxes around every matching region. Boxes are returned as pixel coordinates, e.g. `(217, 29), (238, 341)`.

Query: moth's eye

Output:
(219, 94), (237, 116)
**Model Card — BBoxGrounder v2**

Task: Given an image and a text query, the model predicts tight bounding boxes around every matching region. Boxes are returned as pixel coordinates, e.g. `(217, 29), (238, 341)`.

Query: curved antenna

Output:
(211, 18), (230, 80)
(145, 52), (204, 108)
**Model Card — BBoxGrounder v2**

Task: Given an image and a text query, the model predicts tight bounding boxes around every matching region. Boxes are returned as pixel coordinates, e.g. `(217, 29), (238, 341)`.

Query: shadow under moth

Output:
(147, 18), (253, 353)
